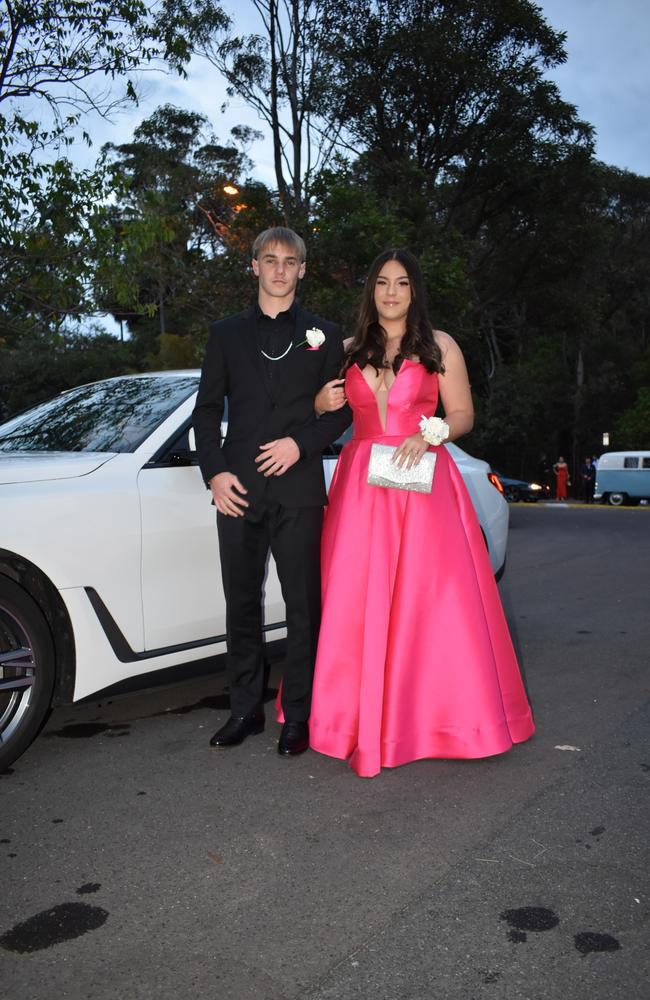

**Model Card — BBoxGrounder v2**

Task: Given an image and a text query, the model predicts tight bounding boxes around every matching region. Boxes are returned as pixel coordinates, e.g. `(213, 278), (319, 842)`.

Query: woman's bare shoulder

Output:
(433, 328), (458, 349)
(433, 329), (464, 362)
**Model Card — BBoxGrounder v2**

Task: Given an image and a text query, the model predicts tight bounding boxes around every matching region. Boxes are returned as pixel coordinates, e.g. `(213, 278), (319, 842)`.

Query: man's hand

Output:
(209, 472), (249, 516)
(255, 437), (300, 477)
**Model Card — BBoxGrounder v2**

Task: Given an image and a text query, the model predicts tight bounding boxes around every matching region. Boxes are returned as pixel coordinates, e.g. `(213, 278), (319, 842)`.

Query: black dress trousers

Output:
(217, 500), (323, 721)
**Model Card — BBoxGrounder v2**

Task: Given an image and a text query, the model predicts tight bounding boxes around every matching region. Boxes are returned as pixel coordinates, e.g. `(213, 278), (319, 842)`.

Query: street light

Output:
(602, 432), (610, 447)
(198, 183), (244, 237)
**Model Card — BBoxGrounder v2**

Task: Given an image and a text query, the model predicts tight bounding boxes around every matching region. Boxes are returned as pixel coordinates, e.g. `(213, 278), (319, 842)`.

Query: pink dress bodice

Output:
(346, 360), (438, 440)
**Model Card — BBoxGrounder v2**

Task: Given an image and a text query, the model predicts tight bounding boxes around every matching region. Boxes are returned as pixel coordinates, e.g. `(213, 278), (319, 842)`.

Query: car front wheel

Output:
(606, 492), (626, 507)
(0, 577), (55, 770)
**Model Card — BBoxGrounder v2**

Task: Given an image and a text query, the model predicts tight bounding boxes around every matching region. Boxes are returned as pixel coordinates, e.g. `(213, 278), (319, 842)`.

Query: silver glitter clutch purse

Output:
(367, 443), (436, 493)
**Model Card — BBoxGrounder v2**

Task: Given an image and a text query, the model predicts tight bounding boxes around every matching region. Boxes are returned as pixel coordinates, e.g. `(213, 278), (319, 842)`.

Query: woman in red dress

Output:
(553, 456), (569, 500)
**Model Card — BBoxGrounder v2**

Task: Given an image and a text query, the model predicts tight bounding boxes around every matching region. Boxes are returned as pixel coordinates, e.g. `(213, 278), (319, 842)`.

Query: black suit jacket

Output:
(192, 304), (352, 508)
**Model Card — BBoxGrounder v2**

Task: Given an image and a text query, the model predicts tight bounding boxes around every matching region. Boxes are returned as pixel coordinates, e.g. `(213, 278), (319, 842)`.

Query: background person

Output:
(581, 456), (596, 503)
(553, 456), (569, 500)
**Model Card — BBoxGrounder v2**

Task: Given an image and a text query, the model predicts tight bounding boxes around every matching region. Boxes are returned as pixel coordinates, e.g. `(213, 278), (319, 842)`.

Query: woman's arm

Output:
(435, 330), (474, 441)
(393, 331), (474, 469)
(314, 379), (346, 415)
(314, 337), (353, 414)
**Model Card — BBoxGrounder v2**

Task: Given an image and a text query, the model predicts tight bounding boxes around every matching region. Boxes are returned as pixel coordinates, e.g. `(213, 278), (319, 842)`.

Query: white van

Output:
(595, 451), (650, 505)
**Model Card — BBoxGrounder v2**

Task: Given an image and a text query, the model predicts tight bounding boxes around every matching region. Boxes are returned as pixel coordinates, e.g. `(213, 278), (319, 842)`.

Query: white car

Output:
(0, 372), (508, 769)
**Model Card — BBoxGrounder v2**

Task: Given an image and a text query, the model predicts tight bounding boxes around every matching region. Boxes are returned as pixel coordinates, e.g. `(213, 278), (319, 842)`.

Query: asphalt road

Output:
(1, 506), (649, 1000)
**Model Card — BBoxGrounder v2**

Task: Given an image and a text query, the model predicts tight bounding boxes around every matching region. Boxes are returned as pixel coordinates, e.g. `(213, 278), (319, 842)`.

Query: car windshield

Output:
(0, 375), (199, 454)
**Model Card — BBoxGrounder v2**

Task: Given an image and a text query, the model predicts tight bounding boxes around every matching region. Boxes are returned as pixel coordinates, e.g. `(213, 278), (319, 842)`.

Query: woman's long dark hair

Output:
(342, 249), (444, 376)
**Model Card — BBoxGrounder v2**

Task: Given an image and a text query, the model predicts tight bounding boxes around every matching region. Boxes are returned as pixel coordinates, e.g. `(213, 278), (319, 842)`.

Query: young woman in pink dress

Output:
(309, 249), (535, 778)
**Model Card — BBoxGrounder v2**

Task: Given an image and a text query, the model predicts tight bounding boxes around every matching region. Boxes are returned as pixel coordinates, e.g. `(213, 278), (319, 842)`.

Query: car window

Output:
(642, 458), (650, 469)
(623, 456), (639, 469)
(0, 376), (199, 454)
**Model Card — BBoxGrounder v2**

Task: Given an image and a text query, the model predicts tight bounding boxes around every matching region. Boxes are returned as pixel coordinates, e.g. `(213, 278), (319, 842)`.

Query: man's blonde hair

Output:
(252, 227), (306, 262)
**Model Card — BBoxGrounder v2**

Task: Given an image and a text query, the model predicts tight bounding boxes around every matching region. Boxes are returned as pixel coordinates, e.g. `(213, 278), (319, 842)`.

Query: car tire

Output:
(606, 492), (626, 507)
(0, 576), (55, 770)
(505, 487), (520, 503)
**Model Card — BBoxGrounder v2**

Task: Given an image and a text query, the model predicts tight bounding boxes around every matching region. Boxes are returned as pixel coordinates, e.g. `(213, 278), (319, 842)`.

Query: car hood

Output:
(0, 452), (116, 484)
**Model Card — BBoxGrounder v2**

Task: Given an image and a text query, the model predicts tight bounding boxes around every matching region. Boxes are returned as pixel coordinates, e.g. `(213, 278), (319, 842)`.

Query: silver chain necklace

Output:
(260, 341), (293, 361)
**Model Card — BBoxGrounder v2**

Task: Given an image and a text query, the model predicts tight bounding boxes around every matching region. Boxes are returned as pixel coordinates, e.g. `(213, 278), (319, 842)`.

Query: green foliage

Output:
(319, 0), (591, 176)
(0, 0), (226, 222)
(96, 104), (277, 362)
(0, 158), (117, 344)
(615, 389), (650, 450)
(305, 156), (472, 333)
(0, 0), (230, 406)
(0, 1), (226, 112)
(0, 329), (137, 421)
(149, 332), (203, 370)
(465, 335), (573, 475)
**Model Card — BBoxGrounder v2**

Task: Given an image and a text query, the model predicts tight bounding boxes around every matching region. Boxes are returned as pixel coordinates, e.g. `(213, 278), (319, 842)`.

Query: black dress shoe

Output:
(209, 711), (265, 748)
(278, 721), (309, 756)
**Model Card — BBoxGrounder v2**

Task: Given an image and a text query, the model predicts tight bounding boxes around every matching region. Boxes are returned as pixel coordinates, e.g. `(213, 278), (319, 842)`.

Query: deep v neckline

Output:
(354, 359), (415, 433)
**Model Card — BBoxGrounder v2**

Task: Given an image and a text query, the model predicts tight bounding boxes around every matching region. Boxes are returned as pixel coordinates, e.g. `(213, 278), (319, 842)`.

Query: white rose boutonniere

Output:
(301, 327), (325, 351)
(419, 414), (450, 446)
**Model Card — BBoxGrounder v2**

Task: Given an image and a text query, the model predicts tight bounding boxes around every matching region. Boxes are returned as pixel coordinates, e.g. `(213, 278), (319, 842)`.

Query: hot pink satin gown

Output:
(308, 360), (535, 778)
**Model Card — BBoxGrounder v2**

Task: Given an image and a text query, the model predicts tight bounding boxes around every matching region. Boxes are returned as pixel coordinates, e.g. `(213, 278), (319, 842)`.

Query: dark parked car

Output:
(494, 472), (546, 503)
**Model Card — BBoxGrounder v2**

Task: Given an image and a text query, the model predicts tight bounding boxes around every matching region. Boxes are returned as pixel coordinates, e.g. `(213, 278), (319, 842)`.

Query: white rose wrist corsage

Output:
(419, 414), (450, 447)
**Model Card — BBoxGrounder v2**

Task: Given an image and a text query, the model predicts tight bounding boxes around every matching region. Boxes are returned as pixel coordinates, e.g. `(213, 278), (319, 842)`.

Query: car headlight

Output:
(529, 483), (543, 491)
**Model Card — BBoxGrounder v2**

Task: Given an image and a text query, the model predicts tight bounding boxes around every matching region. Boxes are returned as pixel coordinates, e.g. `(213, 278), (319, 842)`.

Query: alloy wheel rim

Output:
(0, 607), (36, 744)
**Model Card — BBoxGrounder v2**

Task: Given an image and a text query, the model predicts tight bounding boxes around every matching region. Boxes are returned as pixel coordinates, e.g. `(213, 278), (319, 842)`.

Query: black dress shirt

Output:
(256, 300), (297, 383)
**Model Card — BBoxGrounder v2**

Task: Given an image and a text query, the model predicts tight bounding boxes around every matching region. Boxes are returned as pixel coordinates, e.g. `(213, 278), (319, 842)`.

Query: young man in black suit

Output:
(193, 227), (350, 755)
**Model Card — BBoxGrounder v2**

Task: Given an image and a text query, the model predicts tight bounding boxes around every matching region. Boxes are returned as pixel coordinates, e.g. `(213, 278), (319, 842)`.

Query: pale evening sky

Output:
(65, 0), (650, 183)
